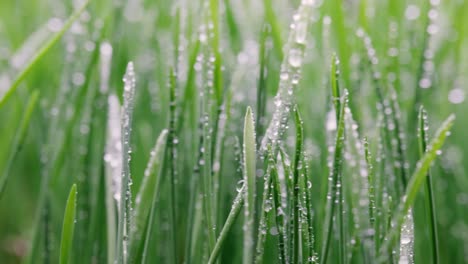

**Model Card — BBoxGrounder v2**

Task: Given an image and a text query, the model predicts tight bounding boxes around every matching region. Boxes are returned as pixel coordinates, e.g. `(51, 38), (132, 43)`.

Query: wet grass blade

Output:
(330, 54), (341, 121)
(321, 92), (347, 264)
(59, 184), (78, 264)
(301, 155), (316, 262)
(261, 1), (315, 151)
(292, 107), (304, 264)
(117, 62), (137, 264)
(0, 0), (91, 109)
(167, 68), (178, 264)
(208, 185), (245, 264)
(378, 114), (455, 262)
(130, 129), (168, 262)
(271, 164), (287, 264)
(104, 94), (121, 264)
(255, 150), (274, 264)
(243, 106), (257, 264)
(418, 106), (440, 264)
(0, 90), (39, 196)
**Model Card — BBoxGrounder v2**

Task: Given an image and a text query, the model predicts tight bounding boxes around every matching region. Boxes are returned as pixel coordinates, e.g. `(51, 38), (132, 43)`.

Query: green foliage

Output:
(0, 0), (466, 263)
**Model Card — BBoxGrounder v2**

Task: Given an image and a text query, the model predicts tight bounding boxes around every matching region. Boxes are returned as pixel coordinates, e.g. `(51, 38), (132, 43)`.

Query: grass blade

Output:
(378, 114), (455, 262)
(117, 62), (137, 264)
(243, 106), (257, 264)
(130, 129), (168, 262)
(398, 210), (414, 264)
(168, 68), (178, 264)
(418, 106), (440, 264)
(104, 94), (122, 264)
(271, 165), (287, 264)
(0, 90), (39, 196)
(59, 184), (78, 264)
(292, 107), (304, 264)
(261, 1), (315, 151)
(0, 0), (91, 108)
(254, 150), (274, 264)
(321, 91), (347, 264)
(208, 185), (245, 264)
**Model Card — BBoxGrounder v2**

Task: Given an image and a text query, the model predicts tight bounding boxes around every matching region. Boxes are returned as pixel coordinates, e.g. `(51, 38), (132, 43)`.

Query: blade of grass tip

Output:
(130, 129), (168, 262)
(0, 90), (39, 196)
(418, 106), (439, 264)
(59, 184), (78, 264)
(271, 164), (288, 264)
(208, 184), (245, 264)
(292, 106), (304, 264)
(243, 106), (257, 264)
(255, 148), (275, 264)
(0, 0), (91, 109)
(378, 114), (455, 263)
(117, 62), (137, 264)
(104, 94), (122, 264)
(331, 53), (341, 121)
(321, 92), (347, 264)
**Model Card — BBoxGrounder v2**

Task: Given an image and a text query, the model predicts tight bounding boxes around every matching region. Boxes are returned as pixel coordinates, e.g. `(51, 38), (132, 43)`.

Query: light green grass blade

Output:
(0, 90), (39, 196)
(59, 184), (78, 264)
(378, 114), (455, 262)
(208, 185), (245, 264)
(243, 106), (257, 264)
(130, 129), (168, 262)
(0, 0), (91, 109)
(104, 93), (121, 264)
(117, 62), (137, 264)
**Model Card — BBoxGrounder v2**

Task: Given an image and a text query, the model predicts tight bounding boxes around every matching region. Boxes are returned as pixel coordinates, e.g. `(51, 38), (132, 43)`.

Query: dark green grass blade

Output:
(378, 114), (455, 262)
(0, 90), (39, 196)
(208, 185), (245, 264)
(321, 93), (347, 264)
(243, 106), (257, 264)
(271, 165), (287, 264)
(331, 54), (341, 121)
(0, 0), (91, 109)
(254, 150), (274, 264)
(59, 184), (78, 264)
(418, 106), (439, 264)
(167, 68), (178, 264)
(292, 107), (304, 264)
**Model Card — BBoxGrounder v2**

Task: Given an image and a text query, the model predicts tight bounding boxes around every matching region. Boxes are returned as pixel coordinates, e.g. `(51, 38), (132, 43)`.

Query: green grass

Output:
(0, 0), (467, 263)
(59, 184), (77, 264)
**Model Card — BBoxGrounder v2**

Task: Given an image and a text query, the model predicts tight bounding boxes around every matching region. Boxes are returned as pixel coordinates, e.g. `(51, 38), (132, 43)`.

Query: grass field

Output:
(0, 0), (467, 263)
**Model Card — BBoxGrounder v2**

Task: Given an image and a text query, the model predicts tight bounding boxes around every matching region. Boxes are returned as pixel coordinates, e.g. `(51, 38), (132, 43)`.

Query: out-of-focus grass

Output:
(0, 0), (467, 263)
